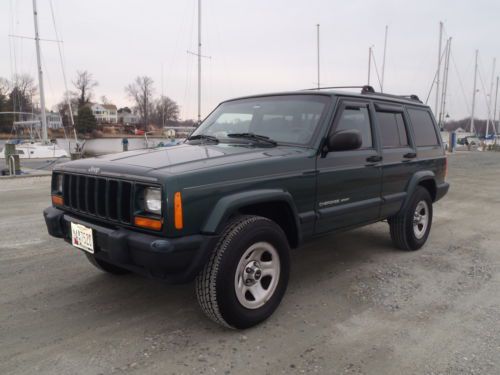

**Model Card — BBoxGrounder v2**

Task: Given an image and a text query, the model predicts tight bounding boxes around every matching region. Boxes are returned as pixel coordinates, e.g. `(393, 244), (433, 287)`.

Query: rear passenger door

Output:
(315, 100), (382, 234)
(373, 102), (418, 217)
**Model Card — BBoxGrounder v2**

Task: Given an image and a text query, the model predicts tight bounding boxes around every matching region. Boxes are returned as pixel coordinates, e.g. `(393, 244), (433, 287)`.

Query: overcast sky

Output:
(1, 0), (499, 121)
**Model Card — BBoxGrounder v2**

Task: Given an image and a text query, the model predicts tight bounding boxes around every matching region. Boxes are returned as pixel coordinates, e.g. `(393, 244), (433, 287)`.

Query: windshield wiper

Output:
(187, 134), (219, 143)
(227, 133), (277, 146)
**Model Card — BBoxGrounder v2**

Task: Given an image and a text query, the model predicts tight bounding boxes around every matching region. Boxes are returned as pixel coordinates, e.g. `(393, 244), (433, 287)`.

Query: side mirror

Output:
(326, 129), (362, 152)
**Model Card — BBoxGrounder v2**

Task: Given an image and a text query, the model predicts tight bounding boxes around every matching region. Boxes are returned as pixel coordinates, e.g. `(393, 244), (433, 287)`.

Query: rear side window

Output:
(334, 106), (373, 149)
(376, 111), (409, 148)
(408, 108), (439, 146)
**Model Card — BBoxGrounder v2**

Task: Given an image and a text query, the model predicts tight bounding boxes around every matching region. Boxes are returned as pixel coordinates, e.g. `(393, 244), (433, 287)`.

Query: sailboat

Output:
(1, 0), (68, 160)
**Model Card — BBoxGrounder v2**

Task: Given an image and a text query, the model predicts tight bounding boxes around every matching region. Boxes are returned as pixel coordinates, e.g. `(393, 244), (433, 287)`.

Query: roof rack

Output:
(303, 85), (375, 92)
(303, 85), (422, 103)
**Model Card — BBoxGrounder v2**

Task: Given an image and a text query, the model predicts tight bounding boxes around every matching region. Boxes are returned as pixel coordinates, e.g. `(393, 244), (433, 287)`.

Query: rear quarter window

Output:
(408, 108), (440, 147)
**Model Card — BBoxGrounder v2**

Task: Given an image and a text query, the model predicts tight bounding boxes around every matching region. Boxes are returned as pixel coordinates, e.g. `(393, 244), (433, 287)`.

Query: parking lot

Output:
(1, 151), (499, 375)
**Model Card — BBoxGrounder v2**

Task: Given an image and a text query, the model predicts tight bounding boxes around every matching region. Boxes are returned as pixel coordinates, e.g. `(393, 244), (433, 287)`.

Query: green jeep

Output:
(44, 86), (449, 329)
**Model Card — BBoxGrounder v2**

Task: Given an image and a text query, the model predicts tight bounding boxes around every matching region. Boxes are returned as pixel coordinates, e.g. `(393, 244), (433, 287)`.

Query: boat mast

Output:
(493, 76), (499, 135)
(197, 0), (201, 124)
(485, 58), (496, 138)
(381, 25), (388, 92)
(435, 22), (443, 117)
(367, 46), (372, 85)
(316, 24), (320, 89)
(470, 50), (478, 134)
(439, 37), (451, 128)
(32, 0), (48, 144)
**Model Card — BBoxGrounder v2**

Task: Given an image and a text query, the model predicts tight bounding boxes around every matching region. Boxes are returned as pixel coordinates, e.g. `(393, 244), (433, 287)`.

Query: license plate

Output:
(71, 222), (94, 254)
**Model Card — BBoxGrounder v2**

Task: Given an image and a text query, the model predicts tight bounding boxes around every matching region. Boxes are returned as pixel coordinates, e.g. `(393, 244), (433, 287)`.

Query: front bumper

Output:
(43, 206), (218, 283)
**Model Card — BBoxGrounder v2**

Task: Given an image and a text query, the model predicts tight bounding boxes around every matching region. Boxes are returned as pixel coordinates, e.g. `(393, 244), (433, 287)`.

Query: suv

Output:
(44, 86), (449, 329)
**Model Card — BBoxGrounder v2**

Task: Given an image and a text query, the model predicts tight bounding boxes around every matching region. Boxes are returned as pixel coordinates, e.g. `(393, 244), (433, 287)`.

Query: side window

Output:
(376, 111), (409, 148)
(334, 105), (373, 149)
(408, 108), (439, 146)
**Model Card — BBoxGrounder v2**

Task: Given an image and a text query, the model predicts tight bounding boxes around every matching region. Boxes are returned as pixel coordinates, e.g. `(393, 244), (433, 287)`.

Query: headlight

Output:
(144, 187), (162, 214)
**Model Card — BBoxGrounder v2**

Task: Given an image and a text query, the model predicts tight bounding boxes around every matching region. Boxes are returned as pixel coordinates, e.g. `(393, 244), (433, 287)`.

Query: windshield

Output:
(191, 95), (330, 145)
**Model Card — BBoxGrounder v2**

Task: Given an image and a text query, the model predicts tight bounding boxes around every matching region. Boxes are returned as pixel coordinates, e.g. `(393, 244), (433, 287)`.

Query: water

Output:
(0, 136), (180, 171)
(0, 137), (179, 156)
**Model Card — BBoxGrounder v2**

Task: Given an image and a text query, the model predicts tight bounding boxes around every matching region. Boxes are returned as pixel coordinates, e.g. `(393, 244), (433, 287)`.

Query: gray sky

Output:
(1, 0), (499, 121)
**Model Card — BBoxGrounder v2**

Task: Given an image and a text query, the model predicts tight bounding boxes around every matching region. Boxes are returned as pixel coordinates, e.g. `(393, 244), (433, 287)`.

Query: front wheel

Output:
(389, 186), (433, 251)
(195, 215), (290, 329)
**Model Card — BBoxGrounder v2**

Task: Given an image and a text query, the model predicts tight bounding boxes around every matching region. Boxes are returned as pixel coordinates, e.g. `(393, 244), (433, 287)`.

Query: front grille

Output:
(62, 173), (134, 224)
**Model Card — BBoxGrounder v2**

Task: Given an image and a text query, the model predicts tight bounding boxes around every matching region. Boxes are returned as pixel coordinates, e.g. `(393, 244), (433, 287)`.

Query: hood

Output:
(56, 143), (312, 177)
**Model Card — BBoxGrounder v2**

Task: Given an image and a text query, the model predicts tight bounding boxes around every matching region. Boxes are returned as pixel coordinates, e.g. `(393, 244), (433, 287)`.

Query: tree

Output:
(100, 95), (110, 105)
(125, 76), (154, 127)
(153, 96), (180, 126)
(118, 107), (132, 114)
(56, 92), (79, 127)
(0, 77), (10, 132)
(73, 70), (98, 108)
(0, 74), (39, 132)
(76, 106), (97, 134)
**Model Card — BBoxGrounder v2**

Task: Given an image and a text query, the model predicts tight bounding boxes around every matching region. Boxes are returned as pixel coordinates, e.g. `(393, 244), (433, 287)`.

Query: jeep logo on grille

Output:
(88, 166), (100, 174)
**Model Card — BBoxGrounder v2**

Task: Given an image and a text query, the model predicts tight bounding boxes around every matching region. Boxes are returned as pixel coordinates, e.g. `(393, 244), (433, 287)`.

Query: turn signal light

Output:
(134, 216), (162, 231)
(51, 195), (64, 206)
(174, 192), (183, 230)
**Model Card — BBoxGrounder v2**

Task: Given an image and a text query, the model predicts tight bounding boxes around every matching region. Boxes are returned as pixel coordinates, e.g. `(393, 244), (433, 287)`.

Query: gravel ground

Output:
(1, 152), (500, 375)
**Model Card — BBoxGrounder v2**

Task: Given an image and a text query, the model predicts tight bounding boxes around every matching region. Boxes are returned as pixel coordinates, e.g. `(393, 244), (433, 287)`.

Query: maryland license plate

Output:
(71, 222), (94, 254)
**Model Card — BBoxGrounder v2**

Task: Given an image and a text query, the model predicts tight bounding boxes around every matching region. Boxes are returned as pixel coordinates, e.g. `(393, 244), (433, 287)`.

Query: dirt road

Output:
(1, 152), (499, 375)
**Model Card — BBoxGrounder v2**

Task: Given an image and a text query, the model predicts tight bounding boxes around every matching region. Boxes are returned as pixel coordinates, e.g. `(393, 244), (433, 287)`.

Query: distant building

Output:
(91, 103), (118, 124)
(118, 110), (140, 125)
(46, 112), (63, 129)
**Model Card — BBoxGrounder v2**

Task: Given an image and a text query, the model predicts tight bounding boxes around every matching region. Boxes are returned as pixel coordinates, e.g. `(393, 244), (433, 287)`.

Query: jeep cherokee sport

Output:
(44, 86), (449, 329)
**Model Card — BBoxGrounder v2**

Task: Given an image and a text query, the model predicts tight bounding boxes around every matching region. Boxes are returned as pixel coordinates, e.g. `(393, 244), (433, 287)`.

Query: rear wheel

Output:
(85, 253), (130, 275)
(195, 215), (290, 329)
(389, 186), (433, 251)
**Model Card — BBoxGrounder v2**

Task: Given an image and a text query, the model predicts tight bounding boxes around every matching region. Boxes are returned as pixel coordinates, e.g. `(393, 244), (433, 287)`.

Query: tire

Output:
(195, 215), (290, 329)
(389, 186), (433, 251)
(85, 253), (131, 275)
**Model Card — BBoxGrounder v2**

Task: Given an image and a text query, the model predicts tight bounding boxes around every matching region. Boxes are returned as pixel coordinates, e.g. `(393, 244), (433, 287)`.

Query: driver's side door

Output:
(315, 100), (383, 234)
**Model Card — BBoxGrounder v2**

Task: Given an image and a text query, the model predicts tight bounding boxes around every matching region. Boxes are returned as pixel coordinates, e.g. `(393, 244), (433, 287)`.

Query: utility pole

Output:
(470, 50), (479, 134)
(367, 46), (372, 85)
(485, 58), (496, 138)
(316, 24), (320, 89)
(435, 22), (443, 117)
(381, 25), (388, 92)
(32, 0), (48, 144)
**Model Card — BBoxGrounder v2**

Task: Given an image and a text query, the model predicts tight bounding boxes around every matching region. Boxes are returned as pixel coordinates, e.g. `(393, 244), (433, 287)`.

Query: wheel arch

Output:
(400, 171), (437, 212)
(201, 189), (301, 248)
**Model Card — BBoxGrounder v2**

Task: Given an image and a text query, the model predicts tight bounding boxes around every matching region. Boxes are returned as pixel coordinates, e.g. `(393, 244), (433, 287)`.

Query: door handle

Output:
(366, 155), (382, 163)
(403, 152), (417, 159)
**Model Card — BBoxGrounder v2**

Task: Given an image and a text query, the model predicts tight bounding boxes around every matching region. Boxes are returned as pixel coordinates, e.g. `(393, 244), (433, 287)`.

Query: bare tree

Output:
(12, 74), (38, 99)
(125, 76), (154, 127)
(0, 77), (10, 97)
(100, 95), (110, 105)
(153, 96), (180, 126)
(73, 70), (98, 108)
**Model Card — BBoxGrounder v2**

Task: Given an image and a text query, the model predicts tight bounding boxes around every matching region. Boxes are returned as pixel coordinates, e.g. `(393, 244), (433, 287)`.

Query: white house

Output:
(118, 111), (140, 125)
(91, 103), (118, 124)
